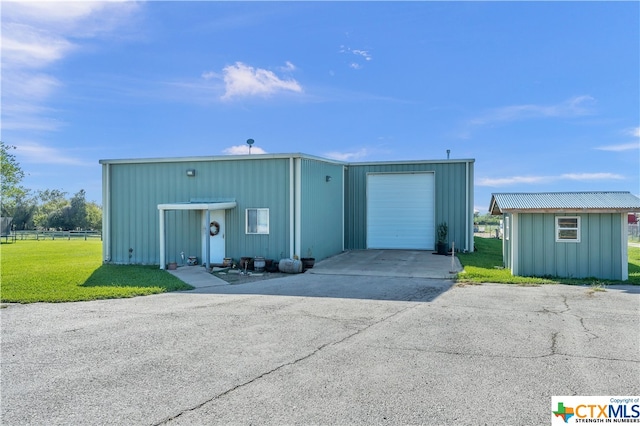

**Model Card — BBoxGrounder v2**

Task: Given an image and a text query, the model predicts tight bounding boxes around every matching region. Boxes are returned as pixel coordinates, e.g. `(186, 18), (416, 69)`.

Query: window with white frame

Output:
(246, 208), (269, 234)
(556, 216), (580, 242)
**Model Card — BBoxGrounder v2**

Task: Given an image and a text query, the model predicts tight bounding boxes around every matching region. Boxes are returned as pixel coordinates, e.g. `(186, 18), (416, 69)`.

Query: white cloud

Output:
(477, 171), (624, 187)
(219, 62), (303, 101)
(469, 95), (596, 127)
(16, 142), (87, 166)
(2, 1), (140, 36)
(560, 172), (624, 181)
(476, 176), (550, 186)
(323, 148), (369, 161)
(280, 61), (296, 72)
(201, 71), (220, 80)
(352, 49), (372, 61)
(1, 72), (64, 131)
(3, 71), (61, 100)
(340, 45), (373, 69)
(594, 127), (640, 151)
(595, 142), (639, 152)
(222, 145), (267, 155)
(1, 1), (140, 131)
(1, 23), (74, 68)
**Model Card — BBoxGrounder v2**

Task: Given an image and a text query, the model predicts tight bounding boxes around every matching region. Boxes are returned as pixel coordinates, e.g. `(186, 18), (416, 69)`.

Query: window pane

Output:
(256, 209), (269, 234)
(558, 229), (578, 240)
(247, 209), (257, 233)
(557, 218), (578, 228)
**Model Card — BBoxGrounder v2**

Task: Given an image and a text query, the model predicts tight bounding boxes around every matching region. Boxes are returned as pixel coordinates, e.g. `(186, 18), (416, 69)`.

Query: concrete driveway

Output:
(309, 249), (462, 279)
(1, 270), (638, 425)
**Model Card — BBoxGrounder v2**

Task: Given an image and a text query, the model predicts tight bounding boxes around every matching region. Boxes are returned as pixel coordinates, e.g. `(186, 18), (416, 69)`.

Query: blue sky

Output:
(2, 1), (639, 212)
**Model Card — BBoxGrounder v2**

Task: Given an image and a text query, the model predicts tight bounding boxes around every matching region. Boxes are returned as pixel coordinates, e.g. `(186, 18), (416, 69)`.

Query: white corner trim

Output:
(159, 209), (165, 270)
(511, 213), (519, 276)
(102, 164), (111, 262)
(342, 166), (346, 252)
(290, 157), (295, 258)
(465, 161), (471, 252)
(294, 158), (302, 258)
(622, 213), (628, 281)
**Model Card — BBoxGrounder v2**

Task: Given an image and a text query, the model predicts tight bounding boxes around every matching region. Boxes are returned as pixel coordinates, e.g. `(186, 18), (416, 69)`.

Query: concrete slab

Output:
(167, 265), (229, 289)
(2, 281), (638, 425)
(167, 250), (462, 290)
(310, 249), (462, 279)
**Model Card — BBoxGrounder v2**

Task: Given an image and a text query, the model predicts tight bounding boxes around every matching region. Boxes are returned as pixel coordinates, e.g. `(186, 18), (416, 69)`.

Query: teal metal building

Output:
(100, 153), (474, 269)
(489, 192), (640, 281)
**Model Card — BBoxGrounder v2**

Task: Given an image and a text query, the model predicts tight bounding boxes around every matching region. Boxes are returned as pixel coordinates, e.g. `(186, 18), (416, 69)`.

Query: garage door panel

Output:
(367, 173), (434, 249)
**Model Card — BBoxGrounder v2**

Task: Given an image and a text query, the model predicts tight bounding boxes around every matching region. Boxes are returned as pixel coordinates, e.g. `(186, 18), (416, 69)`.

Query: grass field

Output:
(2, 238), (637, 304)
(457, 237), (640, 285)
(1, 240), (193, 303)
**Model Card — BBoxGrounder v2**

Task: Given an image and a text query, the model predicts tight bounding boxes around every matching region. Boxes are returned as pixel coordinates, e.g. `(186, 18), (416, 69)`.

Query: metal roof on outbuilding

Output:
(489, 191), (640, 215)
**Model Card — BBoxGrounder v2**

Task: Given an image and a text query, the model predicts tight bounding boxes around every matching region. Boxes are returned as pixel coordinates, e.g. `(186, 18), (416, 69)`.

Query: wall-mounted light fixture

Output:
(326, 175), (332, 182)
(186, 169), (196, 177)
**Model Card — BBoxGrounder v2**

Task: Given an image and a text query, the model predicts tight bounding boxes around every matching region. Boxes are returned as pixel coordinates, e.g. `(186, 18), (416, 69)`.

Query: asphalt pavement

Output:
(1, 273), (638, 425)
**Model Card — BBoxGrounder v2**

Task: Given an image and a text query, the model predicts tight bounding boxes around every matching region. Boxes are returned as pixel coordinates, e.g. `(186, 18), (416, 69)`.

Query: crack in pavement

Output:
(363, 344), (639, 363)
(551, 331), (559, 354)
(153, 303), (419, 425)
(578, 317), (599, 341)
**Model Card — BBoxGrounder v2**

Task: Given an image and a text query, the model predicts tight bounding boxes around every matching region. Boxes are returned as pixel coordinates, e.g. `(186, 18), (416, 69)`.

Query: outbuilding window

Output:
(246, 208), (269, 234)
(556, 216), (580, 242)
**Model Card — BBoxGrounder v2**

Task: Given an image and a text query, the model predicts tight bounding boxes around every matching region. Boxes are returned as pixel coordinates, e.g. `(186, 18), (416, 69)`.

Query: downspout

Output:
(289, 157), (295, 258)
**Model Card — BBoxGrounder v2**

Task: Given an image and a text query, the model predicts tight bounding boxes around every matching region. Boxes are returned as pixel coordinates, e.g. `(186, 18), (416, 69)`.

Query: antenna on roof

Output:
(246, 138), (254, 155)
(446, 149), (450, 160)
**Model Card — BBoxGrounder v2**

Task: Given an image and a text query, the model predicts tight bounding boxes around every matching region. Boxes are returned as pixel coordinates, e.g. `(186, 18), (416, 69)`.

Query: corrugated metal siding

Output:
(515, 213), (623, 280)
(492, 192), (640, 211)
(299, 159), (344, 261)
(345, 161), (473, 251)
(107, 158), (290, 265)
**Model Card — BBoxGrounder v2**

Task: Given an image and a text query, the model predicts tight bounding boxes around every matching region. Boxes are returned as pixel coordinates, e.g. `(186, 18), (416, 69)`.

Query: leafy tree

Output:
(85, 202), (102, 231)
(69, 189), (88, 230)
(33, 189), (68, 229)
(42, 189), (97, 231)
(7, 193), (38, 230)
(47, 207), (72, 230)
(1, 142), (26, 216)
(475, 213), (501, 225)
(0, 143), (102, 230)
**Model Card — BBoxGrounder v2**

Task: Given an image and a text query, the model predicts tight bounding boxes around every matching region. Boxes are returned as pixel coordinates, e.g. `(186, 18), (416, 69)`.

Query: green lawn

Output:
(457, 237), (640, 285)
(1, 240), (193, 303)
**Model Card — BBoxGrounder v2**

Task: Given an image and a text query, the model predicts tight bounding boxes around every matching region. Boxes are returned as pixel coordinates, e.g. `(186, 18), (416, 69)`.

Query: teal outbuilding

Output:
(100, 153), (474, 269)
(489, 192), (640, 281)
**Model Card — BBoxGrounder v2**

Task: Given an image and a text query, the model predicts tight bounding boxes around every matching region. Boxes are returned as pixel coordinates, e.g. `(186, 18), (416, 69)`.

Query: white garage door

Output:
(367, 173), (435, 250)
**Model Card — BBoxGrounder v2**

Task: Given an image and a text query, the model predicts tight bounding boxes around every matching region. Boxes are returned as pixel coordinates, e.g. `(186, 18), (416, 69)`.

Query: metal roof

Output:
(99, 152), (474, 166)
(489, 191), (640, 215)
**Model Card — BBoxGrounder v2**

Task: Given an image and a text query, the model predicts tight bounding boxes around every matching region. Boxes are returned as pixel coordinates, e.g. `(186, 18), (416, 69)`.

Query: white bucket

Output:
(278, 258), (303, 274)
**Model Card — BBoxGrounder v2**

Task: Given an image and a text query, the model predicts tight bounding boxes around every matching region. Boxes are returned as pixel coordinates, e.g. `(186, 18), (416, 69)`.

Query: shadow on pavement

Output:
(172, 271), (454, 303)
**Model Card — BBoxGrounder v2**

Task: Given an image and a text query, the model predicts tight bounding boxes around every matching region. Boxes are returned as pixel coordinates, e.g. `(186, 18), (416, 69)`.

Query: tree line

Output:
(1, 142), (101, 231)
